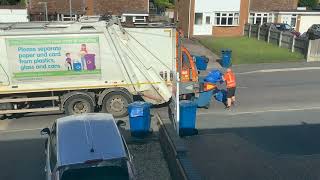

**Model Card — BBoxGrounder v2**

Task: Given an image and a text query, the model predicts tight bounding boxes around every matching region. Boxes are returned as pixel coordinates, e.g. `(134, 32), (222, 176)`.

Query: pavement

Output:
(184, 62), (320, 180)
(182, 38), (221, 70)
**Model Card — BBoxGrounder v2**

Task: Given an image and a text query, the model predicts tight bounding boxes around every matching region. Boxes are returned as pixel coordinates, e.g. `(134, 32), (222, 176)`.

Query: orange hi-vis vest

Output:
(224, 71), (236, 88)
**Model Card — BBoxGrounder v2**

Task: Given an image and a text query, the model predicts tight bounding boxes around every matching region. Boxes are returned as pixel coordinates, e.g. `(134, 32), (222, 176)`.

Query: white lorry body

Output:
(0, 20), (177, 117)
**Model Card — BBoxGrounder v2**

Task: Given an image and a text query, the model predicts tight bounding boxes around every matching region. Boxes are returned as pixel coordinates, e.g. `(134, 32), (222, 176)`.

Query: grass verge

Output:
(199, 37), (304, 64)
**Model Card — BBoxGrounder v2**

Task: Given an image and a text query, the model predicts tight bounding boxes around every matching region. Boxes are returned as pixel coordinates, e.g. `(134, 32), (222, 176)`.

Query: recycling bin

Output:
(128, 101), (151, 137)
(214, 89), (227, 103)
(196, 90), (214, 108)
(84, 54), (96, 71)
(73, 62), (82, 71)
(179, 100), (198, 136)
(221, 49), (232, 68)
(196, 76), (215, 108)
(193, 55), (209, 71)
(204, 69), (223, 84)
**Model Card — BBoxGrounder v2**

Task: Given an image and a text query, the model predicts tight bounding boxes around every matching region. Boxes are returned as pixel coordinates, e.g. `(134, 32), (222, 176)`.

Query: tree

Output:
(298, 0), (318, 9)
(154, 0), (175, 9)
(0, 0), (22, 5)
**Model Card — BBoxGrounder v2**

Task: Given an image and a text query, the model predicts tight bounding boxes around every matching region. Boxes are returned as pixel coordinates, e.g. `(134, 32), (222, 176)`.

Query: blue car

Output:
(41, 113), (135, 180)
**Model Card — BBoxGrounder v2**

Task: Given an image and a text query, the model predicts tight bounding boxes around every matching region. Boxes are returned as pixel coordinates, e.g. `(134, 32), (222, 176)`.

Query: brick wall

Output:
(93, 0), (148, 16)
(213, 0), (249, 37)
(29, 0), (148, 16)
(28, 0), (84, 15)
(250, 0), (298, 11)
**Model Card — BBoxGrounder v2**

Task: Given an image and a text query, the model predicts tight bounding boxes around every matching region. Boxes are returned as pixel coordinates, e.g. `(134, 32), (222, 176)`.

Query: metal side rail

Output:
(157, 113), (201, 180)
(0, 96), (60, 114)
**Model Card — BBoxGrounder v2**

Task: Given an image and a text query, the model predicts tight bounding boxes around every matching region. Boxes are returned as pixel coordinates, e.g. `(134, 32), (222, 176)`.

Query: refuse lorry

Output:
(0, 17), (207, 118)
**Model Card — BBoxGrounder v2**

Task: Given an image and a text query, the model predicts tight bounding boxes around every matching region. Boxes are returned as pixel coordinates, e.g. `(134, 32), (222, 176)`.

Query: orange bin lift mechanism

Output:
(176, 31), (198, 83)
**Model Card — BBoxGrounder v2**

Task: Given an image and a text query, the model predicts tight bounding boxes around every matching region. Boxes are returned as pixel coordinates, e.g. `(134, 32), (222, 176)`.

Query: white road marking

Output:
(237, 86), (248, 89)
(198, 106), (320, 116)
(237, 67), (320, 75)
(0, 127), (42, 133)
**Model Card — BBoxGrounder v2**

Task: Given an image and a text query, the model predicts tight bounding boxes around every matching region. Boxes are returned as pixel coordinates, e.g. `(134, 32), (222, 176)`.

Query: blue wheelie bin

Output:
(221, 49), (232, 68)
(204, 69), (223, 84)
(193, 55), (209, 71)
(195, 76), (215, 108)
(179, 100), (198, 136)
(214, 89), (227, 103)
(128, 101), (151, 137)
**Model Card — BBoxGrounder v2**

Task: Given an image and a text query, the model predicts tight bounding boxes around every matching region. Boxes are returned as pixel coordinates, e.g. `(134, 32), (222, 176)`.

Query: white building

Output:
(175, 0), (250, 37)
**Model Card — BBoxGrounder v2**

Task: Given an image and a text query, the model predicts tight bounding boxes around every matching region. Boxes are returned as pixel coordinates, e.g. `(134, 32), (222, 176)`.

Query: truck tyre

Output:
(64, 94), (94, 115)
(101, 91), (132, 118)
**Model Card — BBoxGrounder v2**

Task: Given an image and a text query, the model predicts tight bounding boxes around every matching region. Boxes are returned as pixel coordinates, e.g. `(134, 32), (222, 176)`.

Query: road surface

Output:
(188, 64), (320, 179)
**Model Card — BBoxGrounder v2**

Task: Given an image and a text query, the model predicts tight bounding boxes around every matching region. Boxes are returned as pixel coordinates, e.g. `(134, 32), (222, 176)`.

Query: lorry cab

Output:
(41, 113), (135, 180)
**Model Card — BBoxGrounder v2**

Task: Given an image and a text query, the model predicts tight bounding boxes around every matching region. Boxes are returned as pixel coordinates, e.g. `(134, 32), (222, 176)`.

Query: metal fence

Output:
(244, 24), (320, 62)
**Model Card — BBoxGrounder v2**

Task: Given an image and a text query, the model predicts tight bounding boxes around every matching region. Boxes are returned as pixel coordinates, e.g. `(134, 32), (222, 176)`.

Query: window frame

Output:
(213, 12), (240, 27)
(290, 14), (297, 28)
(194, 13), (203, 25)
(249, 12), (274, 25)
(205, 16), (211, 25)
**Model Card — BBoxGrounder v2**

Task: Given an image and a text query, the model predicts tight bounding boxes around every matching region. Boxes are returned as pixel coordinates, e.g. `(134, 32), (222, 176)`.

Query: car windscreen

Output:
(60, 165), (130, 180)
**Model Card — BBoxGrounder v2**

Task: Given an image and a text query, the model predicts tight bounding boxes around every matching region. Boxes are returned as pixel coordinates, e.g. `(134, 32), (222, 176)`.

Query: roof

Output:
(56, 113), (126, 167)
(250, 0), (298, 12)
(275, 10), (320, 15)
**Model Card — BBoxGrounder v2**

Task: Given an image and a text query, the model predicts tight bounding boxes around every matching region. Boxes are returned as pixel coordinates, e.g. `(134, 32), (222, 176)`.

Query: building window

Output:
(214, 12), (239, 26)
(206, 16), (210, 24)
(249, 12), (274, 25)
(195, 13), (203, 25)
(291, 14), (297, 28)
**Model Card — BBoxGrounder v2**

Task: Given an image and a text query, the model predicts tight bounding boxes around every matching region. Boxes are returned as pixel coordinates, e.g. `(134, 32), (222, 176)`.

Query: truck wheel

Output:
(101, 92), (132, 118)
(64, 95), (94, 115)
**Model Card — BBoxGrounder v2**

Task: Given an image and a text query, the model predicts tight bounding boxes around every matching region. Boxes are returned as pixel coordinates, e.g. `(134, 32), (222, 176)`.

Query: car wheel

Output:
(101, 92), (132, 118)
(64, 94), (95, 115)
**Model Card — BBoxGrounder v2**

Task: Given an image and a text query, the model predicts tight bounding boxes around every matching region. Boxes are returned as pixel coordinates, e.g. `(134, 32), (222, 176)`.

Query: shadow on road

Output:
(198, 123), (320, 155)
(0, 138), (46, 180)
(185, 123), (320, 180)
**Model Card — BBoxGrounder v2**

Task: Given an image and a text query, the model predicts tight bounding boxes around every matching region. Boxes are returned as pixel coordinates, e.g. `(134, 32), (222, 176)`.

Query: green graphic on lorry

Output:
(6, 36), (101, 81)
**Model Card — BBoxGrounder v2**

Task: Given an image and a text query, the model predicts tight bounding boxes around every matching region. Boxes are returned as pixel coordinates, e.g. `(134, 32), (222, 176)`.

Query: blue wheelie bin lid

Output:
(128, 101), (151, 117)
(204, 69), (223, 84)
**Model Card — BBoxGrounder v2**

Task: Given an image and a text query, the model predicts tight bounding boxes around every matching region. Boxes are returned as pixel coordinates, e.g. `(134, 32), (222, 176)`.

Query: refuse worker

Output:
(222, 68), (237, 109)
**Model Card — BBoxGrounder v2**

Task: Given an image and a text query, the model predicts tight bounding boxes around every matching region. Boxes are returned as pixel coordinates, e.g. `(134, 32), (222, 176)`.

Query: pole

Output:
(45, 2), (48, 21)
(69, 0), (72, 20)
(187, 0), (191, 39)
